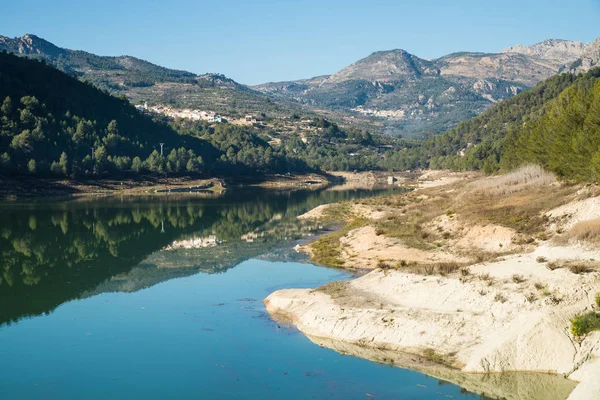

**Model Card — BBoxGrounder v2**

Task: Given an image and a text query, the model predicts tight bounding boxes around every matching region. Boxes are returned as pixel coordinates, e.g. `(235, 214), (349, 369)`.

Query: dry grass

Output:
(465, 165), (556, 198)
(565, 218), (600, 244)
(393, 261), (465, 277)
(546, 260), (598, 273)
(494, 293), (507, 303)
(568, 264), (595, 275)
(525, 292), (537, 303)
(512, 274), (526, 284)
(313, 281), (350, 299)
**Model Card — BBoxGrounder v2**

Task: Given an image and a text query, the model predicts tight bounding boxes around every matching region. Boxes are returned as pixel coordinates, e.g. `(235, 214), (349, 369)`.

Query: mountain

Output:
(502, 39), (587, 64)
(571, 39), (600, 73)
(254, 39), (596, 138)
(0, 34), (285, 116)
(407, 66), (600, 178)
(0, 52), (325, 179)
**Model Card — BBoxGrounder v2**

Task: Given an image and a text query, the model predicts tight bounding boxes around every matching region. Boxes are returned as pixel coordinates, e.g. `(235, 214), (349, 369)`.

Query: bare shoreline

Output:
(266, 169), (600, 400)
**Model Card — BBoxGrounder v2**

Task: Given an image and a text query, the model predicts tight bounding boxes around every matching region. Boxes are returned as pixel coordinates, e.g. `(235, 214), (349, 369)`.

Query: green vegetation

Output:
(422, 348), (456, 367)
(595, 293), (600, 309)
(394, 67), (600, 180)
(310, 218), (367, 267)
(0, 52), (320, 178)
(0, 51), (216, 177)
(571, 312), (600, 337)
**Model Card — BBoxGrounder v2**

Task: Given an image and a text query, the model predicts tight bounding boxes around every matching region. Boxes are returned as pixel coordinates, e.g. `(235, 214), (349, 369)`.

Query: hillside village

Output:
(135, 102), (322, 143)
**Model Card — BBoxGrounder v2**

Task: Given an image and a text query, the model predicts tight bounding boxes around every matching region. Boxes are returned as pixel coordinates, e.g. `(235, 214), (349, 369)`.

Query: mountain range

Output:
(2, 33), (599, 138)
(0, 33), (286, 116)
(254, 38), (600, 136)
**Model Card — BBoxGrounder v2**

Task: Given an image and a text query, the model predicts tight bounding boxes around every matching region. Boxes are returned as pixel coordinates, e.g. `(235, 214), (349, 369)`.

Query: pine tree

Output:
(27, 159), (37, 174)
(1, 96), (12, 116)
(59, 152), (69, 175)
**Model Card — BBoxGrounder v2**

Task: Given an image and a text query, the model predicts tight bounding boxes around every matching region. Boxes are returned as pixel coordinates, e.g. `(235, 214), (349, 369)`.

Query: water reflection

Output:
(0, 187), (397, 326)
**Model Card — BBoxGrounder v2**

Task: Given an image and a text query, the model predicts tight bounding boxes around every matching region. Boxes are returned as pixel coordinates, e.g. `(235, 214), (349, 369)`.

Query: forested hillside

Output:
(0, 52), (316, 177)
(502, 78), (600, 181)
(0, 52), (414, 179)
(0, 51), (217, 177)
(399, 67), (600, 178)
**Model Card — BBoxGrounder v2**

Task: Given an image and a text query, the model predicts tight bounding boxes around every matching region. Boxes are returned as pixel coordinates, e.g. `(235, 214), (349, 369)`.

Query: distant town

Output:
(135, 102), (265, 125)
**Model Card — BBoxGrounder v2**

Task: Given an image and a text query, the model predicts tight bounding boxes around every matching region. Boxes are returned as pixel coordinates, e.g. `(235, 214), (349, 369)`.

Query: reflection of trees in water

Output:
(0, 187), (396, 325)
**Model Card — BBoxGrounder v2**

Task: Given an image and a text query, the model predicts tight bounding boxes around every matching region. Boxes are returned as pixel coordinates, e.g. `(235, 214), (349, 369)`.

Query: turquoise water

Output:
(0, 188), (488, 399)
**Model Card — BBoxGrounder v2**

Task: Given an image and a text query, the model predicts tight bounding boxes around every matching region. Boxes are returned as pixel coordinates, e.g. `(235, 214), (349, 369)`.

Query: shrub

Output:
(494, 293), (507, 303)
(422, 265), (435, 275)
(512, 274), (526, 283)
(547, 261), (562, 271)
(377, 260), (393, 270)
(525, 292), (537, 303)
(569, 264), (593, 274)
(536, 256), (548, 263)
(438, 262), (460, 276)
(465, 165), (556, 198)
(567, 218), (600, 244)
(596, 293), (600, 309)
(534, 282), (547, 290)
(571, 312), (600, 337)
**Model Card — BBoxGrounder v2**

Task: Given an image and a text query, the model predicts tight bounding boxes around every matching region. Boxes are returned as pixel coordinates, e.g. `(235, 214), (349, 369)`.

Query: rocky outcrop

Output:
(502, 39), (587, 65)
(572, 39), (600, 73)
(325, 49), (438, 84)
(0, 33), (64, 57)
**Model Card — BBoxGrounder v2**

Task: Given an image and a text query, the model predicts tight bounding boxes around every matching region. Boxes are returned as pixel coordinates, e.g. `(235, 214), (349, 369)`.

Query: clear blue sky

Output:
(1, 0), (599, 85)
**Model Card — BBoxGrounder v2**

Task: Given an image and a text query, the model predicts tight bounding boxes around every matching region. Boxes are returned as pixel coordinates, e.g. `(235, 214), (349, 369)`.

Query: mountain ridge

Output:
(0, 33), (288, 116)
(253, 38), (597, 137)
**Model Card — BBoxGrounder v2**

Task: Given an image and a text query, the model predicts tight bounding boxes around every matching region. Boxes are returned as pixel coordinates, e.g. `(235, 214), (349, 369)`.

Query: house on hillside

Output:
(245, 114), (264, 124)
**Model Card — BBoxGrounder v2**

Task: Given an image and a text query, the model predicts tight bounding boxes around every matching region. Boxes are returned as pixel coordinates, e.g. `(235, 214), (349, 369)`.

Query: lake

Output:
(0, 187), (492, 399)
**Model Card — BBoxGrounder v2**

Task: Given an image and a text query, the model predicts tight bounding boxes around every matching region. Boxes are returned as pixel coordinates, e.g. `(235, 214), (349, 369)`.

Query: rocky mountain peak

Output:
(572, 38), (600, 72)
(502, 38), (587, 64)
(0, 33), (64, 58)
(326, 49), (436, 84)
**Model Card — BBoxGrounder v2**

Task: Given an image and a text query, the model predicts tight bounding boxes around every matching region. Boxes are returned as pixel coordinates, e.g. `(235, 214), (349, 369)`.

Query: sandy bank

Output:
(268, 168), (600, 399)
(266, 251), (600, 399)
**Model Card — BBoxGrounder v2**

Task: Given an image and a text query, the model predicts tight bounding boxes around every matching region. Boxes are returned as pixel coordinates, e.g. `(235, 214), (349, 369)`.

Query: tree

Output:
(50, 161), (62, 175)
(186, 158), (199, 173)
(20, 96), (39, 110)
(145, 150), (162, 172)
(59, 152), (69, 175)
(1, 96), (12, 116)
(10, 130), (33, 152)
(131, 156), (143, 173)
(0, 153), (11, 170)
(27, 159), (37, 174)
(72, 120), (94, 144)
(107, 120), (119, 135)
(93, 146), (108, 173)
